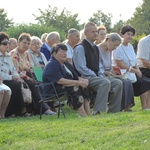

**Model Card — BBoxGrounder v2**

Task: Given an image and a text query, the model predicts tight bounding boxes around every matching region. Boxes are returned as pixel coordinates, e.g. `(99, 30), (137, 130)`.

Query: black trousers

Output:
(4, 80), (24, 117)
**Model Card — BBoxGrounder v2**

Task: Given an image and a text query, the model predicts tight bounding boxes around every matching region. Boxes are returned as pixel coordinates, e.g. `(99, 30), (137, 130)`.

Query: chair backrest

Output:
(32, 66), (43, 82)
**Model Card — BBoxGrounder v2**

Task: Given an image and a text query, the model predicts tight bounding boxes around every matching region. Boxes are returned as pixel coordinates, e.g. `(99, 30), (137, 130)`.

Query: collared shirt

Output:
(73, 39), (102, 79)
(0, 52), (19, 80)
(27, 49), (47, 67)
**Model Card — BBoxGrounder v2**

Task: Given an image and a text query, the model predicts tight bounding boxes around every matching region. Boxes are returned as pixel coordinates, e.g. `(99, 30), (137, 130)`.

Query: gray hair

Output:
(46, 32), (60, 41)
(106, 33), (122, 42)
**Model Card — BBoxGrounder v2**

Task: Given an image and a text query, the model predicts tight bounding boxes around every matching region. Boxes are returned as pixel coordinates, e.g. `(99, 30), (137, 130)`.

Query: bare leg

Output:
(83, 99), (91, 116)
(146, 90), (150, 108)
(0, 91), (11, 118)
(140, 92), (148, 110)
(0, 90), (5, 118)
(78, 104), (87, 117)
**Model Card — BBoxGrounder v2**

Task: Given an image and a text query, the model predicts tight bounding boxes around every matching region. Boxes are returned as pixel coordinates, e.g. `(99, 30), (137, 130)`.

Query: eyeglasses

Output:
(0, 41), (10, 45)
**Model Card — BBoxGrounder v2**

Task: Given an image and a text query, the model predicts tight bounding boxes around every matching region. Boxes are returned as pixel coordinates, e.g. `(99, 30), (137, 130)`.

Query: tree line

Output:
(0, 0), (149, 47)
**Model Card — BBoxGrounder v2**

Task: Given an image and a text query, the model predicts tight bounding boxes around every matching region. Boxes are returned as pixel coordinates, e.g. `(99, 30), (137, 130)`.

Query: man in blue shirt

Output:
(40, 31), (61, 61)
(73, 22), (123, 115)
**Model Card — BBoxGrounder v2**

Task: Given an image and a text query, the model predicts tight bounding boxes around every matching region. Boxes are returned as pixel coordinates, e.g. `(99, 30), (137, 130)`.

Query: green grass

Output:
(1, 97), (150, 150)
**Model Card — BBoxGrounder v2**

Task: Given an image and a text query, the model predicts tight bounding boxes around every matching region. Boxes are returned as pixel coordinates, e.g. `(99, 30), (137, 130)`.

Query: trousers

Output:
(88, 76), (122, 113)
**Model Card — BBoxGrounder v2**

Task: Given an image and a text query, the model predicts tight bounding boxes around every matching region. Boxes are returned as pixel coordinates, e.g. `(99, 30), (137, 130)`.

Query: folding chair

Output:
(32, 66), (66, 119)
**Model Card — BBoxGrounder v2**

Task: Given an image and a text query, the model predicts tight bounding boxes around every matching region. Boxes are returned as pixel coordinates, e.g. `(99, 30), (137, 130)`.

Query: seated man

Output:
(73, 22), (123, 114)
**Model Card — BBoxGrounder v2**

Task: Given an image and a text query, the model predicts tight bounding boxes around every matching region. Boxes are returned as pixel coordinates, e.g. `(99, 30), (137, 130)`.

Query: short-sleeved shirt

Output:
(137, 35), (150, 67)
(113, 43), (137, 67)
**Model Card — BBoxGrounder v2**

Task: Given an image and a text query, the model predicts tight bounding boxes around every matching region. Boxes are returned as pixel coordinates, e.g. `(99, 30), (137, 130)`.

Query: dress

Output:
(113, 43), (150, 96)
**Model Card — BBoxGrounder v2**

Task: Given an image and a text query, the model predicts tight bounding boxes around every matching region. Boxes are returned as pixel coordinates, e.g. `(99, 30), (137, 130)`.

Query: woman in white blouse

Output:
(113, 25), (150, 110)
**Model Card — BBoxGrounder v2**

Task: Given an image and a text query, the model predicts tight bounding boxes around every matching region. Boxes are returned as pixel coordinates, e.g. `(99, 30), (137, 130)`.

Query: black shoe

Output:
(92, 111), (100, 115)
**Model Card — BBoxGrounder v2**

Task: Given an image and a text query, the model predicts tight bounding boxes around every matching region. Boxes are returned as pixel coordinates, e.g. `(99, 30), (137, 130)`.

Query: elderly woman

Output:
(0, 32), (25, 117)
(27, 36), (47, 68)
(9, 33), (56, 116)
(43, 43), (91, 116)
(98, 33), (135, 111)
(0, 76), (11, 118)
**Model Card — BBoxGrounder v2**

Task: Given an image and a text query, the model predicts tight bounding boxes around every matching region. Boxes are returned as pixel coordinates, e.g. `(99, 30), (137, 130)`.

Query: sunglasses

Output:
(0, 41), (10, 45)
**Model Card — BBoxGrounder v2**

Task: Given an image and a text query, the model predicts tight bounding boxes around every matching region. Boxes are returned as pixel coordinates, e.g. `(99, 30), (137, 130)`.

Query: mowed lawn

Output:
(0, 97), (150, 150)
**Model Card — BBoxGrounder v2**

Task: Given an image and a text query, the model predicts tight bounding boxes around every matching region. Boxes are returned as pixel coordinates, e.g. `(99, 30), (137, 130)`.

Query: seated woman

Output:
(42, 43), (91, 116)
(9, 33), (56, 116)
(27, 36), (47, 68)
(98, 33), (135, 111)
(0, 32), (25, 117)
(113, 25), (150, 110)
(0, 76), (11, 119)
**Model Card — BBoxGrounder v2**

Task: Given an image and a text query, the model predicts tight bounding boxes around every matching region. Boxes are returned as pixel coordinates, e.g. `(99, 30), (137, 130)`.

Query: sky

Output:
(0, 0), (143, 25)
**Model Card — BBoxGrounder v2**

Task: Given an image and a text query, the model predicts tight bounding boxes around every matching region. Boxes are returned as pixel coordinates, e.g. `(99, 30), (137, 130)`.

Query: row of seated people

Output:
(1, 22), (150, 119)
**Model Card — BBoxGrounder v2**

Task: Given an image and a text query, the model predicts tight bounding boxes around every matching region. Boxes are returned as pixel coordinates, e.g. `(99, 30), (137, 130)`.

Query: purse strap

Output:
(121, 45), (132, 66)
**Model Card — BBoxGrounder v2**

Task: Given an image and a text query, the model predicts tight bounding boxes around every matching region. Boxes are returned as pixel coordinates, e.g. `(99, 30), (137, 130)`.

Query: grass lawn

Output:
(0, 97), (150, 150)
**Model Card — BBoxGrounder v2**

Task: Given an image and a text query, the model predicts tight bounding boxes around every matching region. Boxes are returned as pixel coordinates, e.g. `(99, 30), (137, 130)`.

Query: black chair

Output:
(31, 66), (67, 119)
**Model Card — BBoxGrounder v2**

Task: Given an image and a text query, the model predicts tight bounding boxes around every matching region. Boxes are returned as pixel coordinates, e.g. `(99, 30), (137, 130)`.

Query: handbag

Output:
(121, 45), (137, 83)
(21, 82), (32, 104)
(126, 72), (137, 83)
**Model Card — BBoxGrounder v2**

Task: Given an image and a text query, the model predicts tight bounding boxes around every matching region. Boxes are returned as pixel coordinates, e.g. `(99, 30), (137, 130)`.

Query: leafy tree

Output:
(127, 0), (150, 35)
(88, 10), (112, 32)
(7, 24), (66, 41)
(111, 20), (126, 33)
(0, 8), (13, 31)
(33, 5), (81, 34)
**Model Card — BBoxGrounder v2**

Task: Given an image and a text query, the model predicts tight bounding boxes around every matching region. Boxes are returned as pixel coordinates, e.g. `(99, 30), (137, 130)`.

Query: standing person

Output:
(73, 22), (122, 114)
(65, 28), (80, 64)
(10, 33), (56, 116)
(43, 43), (91, 117)
(95, 25), (107, 45)
(0, 32), (25, 117)
(113, 25), (150, 110)
(137, 34), (150, 78)
(27, 36), (47, 67)
(0, 76), (11, 119)
(8, 38), (17, 52)
(98, 33), (135, 111)
(40, 32), (61, 61)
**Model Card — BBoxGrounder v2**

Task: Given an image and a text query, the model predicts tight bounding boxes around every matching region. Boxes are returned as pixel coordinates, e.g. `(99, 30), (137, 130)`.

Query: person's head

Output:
(51, 43), (68, 64)
(120, 25), (135, 44)
(80, 29), (86, 42)
(0, 32), (9, 55)
(46, 31), (61, 47)
(105, 33), (122, 51)
(96, 25), (107, 44)
(41, 33), (48, 43)
(9, 38), (17, 52)
(18, 33), (31, 53)
(29, 36), (42, 53)
(66, 28), (80, 46)
(84, 22), (98, 43)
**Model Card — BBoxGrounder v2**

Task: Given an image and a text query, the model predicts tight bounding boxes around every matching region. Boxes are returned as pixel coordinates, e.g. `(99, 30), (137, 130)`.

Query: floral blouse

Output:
(9, 48), (31, 79)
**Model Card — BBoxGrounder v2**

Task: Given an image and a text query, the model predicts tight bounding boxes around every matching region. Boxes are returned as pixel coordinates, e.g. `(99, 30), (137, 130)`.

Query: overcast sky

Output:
(0, 0), (143, 25)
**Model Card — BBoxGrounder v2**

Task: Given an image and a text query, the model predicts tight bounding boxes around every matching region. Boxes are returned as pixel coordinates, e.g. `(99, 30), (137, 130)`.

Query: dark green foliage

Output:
(0, 8), (13, 31)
